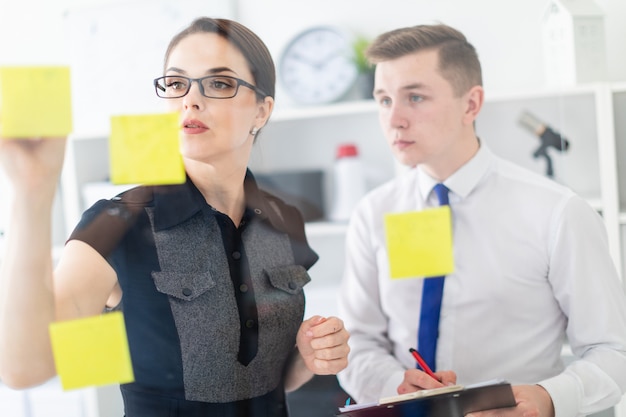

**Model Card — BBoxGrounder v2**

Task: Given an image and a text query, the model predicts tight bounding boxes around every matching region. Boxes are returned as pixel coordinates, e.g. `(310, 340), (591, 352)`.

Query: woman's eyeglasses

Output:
(154, 75), (267, 99)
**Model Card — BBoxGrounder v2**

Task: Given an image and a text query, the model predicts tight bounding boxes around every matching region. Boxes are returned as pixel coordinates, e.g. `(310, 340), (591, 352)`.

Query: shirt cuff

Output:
(380, 370), (405, 399)
(538, 373), (582, 417)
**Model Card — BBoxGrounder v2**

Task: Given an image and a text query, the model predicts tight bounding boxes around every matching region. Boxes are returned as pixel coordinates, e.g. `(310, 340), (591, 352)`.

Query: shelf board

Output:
(69, 132), (110, 141)
(586, 198), (603, 212)
(610, 82), (626, 94)
(305, 221), (349, 237)
(67, 100), (379, 137)
(65, 83), (626, 138)
(271, 99), (377, 122)
(482, 80), (626, 108)
(484, 82), (611, 103)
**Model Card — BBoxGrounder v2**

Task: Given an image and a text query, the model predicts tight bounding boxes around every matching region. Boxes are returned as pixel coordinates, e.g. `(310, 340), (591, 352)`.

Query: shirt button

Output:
(232, 251), (241, 260)
(239, 284), (248, 293)
(245, 319), (255, 328)
(182, 288), (192, 297)
(254, 208), (262, 215)
(288, 282), (297, 290)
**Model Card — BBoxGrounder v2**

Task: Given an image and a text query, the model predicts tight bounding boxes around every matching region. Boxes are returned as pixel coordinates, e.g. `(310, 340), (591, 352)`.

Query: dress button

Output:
(245, 319), (255, 328)
(288, 282), (297, 290)
(182, 288), (192, 297)
(232, 251), (241, 260)
(239, 284), (248, 293)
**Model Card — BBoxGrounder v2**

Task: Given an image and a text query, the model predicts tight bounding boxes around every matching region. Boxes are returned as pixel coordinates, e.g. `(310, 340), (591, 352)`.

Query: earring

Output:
(250, 127), (259, 136)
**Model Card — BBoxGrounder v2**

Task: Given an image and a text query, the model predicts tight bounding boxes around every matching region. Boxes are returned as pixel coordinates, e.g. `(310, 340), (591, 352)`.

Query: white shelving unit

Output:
(2, 82), (624, 416)
(59, 83), (626, 262)
(477, 82), (623, 271)
(612, 83), (626, 288)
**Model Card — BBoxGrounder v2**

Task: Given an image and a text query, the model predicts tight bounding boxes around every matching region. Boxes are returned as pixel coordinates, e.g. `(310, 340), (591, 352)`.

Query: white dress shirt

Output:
(337, 143), (626, 417)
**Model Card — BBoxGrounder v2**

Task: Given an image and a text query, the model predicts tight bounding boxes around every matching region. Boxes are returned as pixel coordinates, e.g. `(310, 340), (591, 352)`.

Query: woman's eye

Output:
(210, 79), (235, 90)
(166, 80), (187, 90)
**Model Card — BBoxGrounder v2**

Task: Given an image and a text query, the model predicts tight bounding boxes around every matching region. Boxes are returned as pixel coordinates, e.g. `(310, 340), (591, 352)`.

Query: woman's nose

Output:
(182, 81), (204, 109)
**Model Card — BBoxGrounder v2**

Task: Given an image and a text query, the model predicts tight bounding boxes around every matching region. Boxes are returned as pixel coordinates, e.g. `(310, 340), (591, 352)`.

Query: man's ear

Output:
(463, 85), (484, 126)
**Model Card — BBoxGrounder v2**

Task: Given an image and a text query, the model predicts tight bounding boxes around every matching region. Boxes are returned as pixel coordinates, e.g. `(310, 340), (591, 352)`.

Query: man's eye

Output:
(410, 95), (424, 103)
(378, 97), (391, 106)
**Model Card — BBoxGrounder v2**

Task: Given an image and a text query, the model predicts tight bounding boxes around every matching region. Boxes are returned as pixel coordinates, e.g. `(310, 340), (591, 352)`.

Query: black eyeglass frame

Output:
(153, 75), (268, 99)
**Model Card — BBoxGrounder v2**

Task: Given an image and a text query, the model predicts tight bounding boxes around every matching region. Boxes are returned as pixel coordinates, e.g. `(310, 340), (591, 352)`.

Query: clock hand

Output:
(289, 51), (320, 67)
(314, 49), (349, 69)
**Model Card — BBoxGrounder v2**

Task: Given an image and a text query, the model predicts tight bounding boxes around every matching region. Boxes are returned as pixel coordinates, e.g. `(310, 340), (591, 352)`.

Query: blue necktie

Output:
(417, 183), (449, 371)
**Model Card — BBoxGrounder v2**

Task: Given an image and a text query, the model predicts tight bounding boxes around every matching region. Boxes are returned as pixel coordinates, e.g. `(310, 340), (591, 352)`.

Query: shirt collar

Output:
(416, 140), (495, 203)
(150, 169), (274, 231)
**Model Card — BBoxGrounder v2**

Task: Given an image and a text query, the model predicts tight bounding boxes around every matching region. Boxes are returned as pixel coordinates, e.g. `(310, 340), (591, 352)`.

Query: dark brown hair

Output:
(164, 17), (275, 100)
(366, 24), (482, 97)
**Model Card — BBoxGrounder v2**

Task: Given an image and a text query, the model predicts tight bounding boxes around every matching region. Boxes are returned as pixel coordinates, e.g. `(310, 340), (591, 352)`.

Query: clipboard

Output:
(337, 381), (516, 417)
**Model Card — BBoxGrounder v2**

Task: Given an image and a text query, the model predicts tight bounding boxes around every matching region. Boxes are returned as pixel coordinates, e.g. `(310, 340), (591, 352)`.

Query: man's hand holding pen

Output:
(400, 349), (554, 416)
(397, 368), (457, 393)
(397, 348), (457, 394)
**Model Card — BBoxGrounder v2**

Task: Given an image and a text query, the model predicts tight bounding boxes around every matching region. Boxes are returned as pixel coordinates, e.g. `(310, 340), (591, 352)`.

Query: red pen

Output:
(409, 348), (439, 381)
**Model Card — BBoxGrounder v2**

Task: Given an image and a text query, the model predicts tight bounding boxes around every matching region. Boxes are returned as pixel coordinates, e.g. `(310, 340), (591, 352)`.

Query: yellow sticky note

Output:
(384, 206), (454, 279)
(0, 66), (72, 137)
(49, 311), (134, 391)
(109, 112), (185, 185)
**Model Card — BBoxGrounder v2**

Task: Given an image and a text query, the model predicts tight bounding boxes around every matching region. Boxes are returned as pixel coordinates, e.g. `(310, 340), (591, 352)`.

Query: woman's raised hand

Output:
(0, 136), (67, 195)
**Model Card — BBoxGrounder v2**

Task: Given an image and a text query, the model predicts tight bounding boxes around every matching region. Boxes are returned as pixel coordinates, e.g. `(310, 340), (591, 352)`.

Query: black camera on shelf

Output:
(518, 111), (570, 178)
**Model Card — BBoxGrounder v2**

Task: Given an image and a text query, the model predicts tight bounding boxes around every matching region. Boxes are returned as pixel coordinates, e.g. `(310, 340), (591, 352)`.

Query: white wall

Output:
(238, 0), (626, 104)
(1, 0), (624, 92)
(0, 0), (108, 64)
(1, 0), (625, 236)
(1, 0), (625, 271)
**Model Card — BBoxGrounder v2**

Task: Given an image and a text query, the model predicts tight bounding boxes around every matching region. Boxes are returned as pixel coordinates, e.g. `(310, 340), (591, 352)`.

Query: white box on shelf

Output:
(541, 0), (608, 87)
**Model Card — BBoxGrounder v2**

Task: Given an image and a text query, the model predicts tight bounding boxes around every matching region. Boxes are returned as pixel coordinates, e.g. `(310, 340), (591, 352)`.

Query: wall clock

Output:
(279, 26), (359, 105)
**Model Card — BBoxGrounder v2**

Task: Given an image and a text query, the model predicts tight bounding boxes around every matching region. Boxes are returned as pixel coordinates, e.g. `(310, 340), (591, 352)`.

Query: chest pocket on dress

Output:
(152, 271), (216, 301)
(264, 265), (311, 294)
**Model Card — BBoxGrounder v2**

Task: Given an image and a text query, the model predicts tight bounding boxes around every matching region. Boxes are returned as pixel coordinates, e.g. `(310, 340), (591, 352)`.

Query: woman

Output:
(0, 17), (349, 416)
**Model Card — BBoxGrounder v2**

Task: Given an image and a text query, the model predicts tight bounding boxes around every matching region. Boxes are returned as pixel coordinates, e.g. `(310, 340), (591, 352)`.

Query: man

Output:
(337, 23), (626, 417)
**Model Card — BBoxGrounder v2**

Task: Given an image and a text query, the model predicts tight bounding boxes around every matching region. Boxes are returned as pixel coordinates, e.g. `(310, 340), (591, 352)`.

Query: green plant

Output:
(352, 35), (373, 74)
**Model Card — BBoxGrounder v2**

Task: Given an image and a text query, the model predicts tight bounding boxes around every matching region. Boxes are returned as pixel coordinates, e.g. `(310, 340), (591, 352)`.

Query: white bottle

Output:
(329, 143), (367, 222)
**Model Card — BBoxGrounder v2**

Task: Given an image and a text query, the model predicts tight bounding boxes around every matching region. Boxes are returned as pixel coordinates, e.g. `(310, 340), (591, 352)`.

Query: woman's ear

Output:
(255, 95), (274, 129)
(463, 85), (484, 126)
